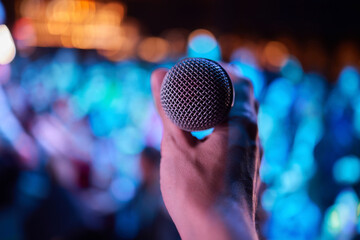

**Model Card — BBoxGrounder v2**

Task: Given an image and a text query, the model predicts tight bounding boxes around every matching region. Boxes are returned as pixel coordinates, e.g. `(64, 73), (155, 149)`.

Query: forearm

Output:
(176, 197), (258, 240)
(151, 67), (261, 240)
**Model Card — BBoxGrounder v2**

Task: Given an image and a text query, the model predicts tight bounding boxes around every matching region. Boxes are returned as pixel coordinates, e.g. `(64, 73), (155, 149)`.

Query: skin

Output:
(151, 65), (261, 240)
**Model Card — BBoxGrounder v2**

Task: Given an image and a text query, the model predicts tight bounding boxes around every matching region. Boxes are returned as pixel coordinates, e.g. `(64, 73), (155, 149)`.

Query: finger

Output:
(213, 63), (257, 127)
(210, 68), (258, 146)
(231, 79), (257, 121)
(258, 138), (263, 161)
(255, 100), (260, 115)
(151, 68), (170, 123)
(151, 68), (198, 146)
(219, 63), (258, 116)
(219, 62), (242, 84)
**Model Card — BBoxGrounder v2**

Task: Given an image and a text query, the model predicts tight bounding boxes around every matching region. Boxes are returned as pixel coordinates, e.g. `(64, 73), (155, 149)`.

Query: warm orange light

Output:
(100, 2), (125, 24)
(15, 0), (129, 51)
(20, 0), (45, 19)
(13, 18), (35, 41)
(138, 37), (169, 63)
(263, 41), (289, 70)
(61, 35), (73, 48)
(162, 29), (188, 59)
(188, 29), (217, 51)
(188, 29), (215, 41)
(98, 21), (140, 61)
(47, 21), (69, 35)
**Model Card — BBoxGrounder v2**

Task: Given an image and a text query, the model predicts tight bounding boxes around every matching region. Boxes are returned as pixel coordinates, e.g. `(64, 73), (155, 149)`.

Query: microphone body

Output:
(160, 58), (234, 132)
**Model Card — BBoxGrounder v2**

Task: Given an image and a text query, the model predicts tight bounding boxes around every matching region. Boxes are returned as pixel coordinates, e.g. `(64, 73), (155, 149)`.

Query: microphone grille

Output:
(160, 58), (233, 131)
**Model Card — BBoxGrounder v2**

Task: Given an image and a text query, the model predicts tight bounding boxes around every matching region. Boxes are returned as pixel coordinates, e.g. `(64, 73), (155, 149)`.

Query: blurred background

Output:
(0, 0), (359, 239)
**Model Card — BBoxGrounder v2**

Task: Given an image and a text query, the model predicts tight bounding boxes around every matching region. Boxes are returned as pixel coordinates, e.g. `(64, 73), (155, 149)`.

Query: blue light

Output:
(260, 130), (290, 184)
(261, 188), (277, 211)
(113, 126), (145, 155)
(142, 106), (163, 148)
(232, 61), (265, 98)
(116, 210), (139, 239)
(355, 106), (360, 138)
(289, 143), (316, 179)
(352, 94), (360, 140)
(322, 189), (359, 238)
(0, 1), (5, 24)
(264, 77), (295, 118)
(263, 130), (289, 166)
(323, 206), (342, 236)
(52, 49), (80, 94)
(268, 191), (321, 240)
(188, 34), (221, 61)
(191, 128), (214, 140)
(280, 164), (304, 193)
(338, 66), (360, 97)
(281, 57), (303, 83)
(335, 189), (359, 205)
(110, 176), (136, 202)
(258, 106), (275, 143)
(304, 73), (326, 99)
(7, 35), (360, 239)
(17, 172), (50, 199)
(89, 109), (121, 136)
(128, 93), (151, 127)
(333, 155), (360, 184)
(231, 47), (257, 67)
(0, 64), (11, 85)
(294, 117), (323, 149)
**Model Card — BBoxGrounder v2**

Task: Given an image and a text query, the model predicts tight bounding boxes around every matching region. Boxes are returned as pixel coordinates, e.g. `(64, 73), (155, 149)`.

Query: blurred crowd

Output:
(0, 39), (359, 239)
(0, 0), (360, 238)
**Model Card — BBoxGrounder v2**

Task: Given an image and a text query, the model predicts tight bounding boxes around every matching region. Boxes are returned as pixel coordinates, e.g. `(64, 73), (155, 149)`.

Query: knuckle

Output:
(233, 78), (255, 103)
(242, 77), (252, 85)
(230, 114), (258, 141)
(244, 116), (258, 140)
(239, 77), (254, 91)
(255, 100), (260, 114)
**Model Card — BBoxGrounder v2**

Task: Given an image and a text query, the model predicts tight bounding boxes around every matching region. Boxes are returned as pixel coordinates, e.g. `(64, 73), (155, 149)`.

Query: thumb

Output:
(151, 68), (197, 146)
(151, 68), (170, 125)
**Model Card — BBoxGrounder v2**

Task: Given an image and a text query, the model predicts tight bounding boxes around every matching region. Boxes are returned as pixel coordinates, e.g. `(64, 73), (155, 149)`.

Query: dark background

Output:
(3, 0), (360, 47)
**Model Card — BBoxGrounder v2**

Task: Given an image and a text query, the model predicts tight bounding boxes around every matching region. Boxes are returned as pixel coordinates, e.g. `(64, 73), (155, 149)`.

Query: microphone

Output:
(160, 58), (234, 132)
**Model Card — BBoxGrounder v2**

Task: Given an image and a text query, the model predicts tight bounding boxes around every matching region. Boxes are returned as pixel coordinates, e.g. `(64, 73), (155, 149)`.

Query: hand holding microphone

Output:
(151, 58), (261, 240)
(160, 58), (234, 131)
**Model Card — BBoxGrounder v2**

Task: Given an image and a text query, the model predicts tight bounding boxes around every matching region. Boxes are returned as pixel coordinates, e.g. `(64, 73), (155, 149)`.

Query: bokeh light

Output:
(333, 155), (360, 184)
(0, 1), (359, 239)
(322, 189), (359, 239)
(263, 41), (289, 70)
(13, 18), (36, 53)
(0, 64), (11, 84)
(0, 25), (16, 65)
(188, 29), (221, 61)
(110, 176), (136, 202)
(230, 47), (265, 98)
(281, 57), (304, 83)
(267, 190), (321, 239)
(0, 0), (5, 24)
(137, 37), (169, 63)
(162, 29), (188, 60)
(263, 77), (295, 118)
(338, 66), (360, 97)
(16, 0), (127, 50)
(191, 128), (214, 140)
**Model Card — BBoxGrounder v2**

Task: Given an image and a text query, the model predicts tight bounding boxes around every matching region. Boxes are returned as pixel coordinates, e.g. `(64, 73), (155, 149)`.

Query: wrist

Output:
(176, 196), (257, 240)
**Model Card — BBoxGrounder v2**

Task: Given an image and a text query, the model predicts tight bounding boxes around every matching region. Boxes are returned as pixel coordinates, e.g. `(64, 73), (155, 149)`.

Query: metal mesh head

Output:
(160, 58), (233, 131)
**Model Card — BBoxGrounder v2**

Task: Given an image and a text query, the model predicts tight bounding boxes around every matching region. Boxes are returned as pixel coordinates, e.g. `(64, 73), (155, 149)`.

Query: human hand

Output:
(151, 64), (261, 240)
